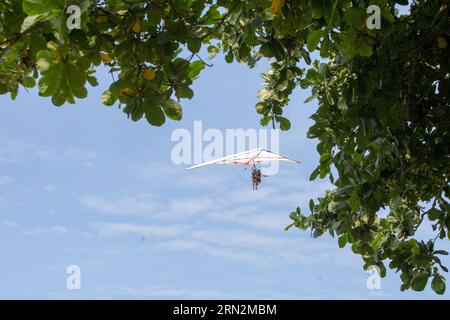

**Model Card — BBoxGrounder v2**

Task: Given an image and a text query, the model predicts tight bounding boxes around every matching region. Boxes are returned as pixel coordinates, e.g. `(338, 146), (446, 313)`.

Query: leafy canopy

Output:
(0, 0), (449, 294)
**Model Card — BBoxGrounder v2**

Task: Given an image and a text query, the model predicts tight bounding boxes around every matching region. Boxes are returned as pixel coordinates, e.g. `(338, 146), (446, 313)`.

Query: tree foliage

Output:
(1, 0), (449, 294)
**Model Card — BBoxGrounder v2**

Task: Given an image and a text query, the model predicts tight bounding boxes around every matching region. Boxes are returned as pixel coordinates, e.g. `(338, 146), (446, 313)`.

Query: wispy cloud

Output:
(169, 196), (214, 215)
(92, 220), (354, 267)
(78, 164), (327, 222)
(0, 138), (103, 167)
(25, 226), (68, 236)
(43, 184), (59, 192)
(0, 220), (18, 228)
(95, 222), (189, 238)
(0, 175), (14, 185)
(175, 172), (231, 191)
(79, 194), (161, 216)
(46, 284), (306, 299)
(125, 161), (179, 181)
(78, 164), (343, 267)
(212, 210), (290, 231)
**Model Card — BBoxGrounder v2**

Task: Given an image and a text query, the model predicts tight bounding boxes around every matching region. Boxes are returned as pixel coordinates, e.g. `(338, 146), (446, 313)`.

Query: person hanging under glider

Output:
(251, 165), (267, 190)
(187, 147), (299, 190)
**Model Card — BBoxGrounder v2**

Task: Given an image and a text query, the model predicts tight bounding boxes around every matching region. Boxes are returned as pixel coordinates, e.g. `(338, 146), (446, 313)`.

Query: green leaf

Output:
(29, 33), (47, 56)
(207, 45), (219, 59)
(188, 61), (206, 79)
(411, 273), (429, 292)
(175, 84), (194, 99)
(21, 77), (36, 88)
(255, 103), (267, 115)
(431, 275), (446, 295)
(128, 103), (144, 122)
(23, 0), (64, 15)
(258, 88), (272, 101)
(277, 117), (291, 131)
(307, 29), (324, 52)
(309, 0), (325, 19)
(304, 93), (318, 103)
(320, 152), (331, 163)
(277, 116), (291, 131)
(309, 199), (315, 212)
(145, 105), (166, 127)
(51, 93), (65, 106)
(348, 192), (360, 212)
(162, 99), (183, 121)
(352, 152), (363, 163)
(21, 13), (50, 32)
(338, 234), (347, 248)
(225, 51), (234, 63)
(38, 64), (62, 97)
(277, 80), (289, 92)
(358, 38), (373, 57)
(64, 63), (86, 89)
(344, 8), (366, 28)
(101, 90), (116, 106)
(36, 50), (54, 73)
(187, 37), (202, 53)
(320, 35), (331, 57)
(72, 86), (88, 99)
(87, 76), (99, 87)
(306, 69), (320, 82)
(427, 207), (441, 221)
(259, 44), (273, 58)
(309, 166), (320, 181)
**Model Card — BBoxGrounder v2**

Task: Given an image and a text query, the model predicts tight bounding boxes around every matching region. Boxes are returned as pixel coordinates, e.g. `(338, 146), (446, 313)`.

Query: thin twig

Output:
(0, 22), (47, 47)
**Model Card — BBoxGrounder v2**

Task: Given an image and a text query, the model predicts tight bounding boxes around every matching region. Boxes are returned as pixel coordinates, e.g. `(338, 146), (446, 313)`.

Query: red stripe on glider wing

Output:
(226, 161), (263, 164)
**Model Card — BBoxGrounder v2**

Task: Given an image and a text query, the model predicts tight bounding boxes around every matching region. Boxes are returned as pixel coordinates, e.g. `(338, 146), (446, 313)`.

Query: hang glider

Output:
(186, 147), (299, 170)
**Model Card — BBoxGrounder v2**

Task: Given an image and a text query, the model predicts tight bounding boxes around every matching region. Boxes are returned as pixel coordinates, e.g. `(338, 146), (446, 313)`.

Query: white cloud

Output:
(0, 138), (103, 166)
(47, 284), (305, 299)
(1, 220), (18, 227)
(175, 172), (230, 190)
(155, 239), (270, 265)
(0, 139), (25, 162)
(78, 163), (349, 267)
(78, 167), (327, 221)
(114, 285), (247, 299)
(79, 194), (161, 216)
(63, 147), (103, 165)
(126, 161), (178, 181)
(43, 184), (59, 192)
(95, 222), (189, 238)
(92, 220), (355, 267)
(191, 228), (283, 248)
(0, 176), (14, 185)
(25, 226), (68, 236)
(169, 196), (214, 215)
(236, 212), (290, 230)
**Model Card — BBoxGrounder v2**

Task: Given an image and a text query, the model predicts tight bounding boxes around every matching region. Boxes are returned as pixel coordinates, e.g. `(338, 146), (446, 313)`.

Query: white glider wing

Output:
(186, 148), (299, 170)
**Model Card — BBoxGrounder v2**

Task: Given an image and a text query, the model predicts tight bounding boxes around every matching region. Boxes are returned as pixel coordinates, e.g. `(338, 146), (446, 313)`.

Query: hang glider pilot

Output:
(251, 167), (267, 190)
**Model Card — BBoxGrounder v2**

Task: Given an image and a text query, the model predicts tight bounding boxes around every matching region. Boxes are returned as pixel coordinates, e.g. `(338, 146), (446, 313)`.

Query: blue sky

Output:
(0, 49), (449, 299)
